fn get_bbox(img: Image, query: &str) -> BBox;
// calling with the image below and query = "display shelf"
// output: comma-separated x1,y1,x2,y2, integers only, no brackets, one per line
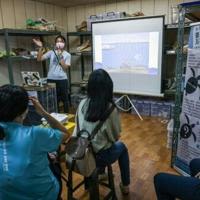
0,55,37,61
164,89,176,95
0,28,60,36
171,0,200,166
0,28,60,84
67,31,91,36
70,51,92,56
166,23,191,29
67,31,92,93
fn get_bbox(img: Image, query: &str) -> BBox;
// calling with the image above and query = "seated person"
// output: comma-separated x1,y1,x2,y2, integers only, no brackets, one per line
0,84,69,200
154,158,200,200
72,69,130,194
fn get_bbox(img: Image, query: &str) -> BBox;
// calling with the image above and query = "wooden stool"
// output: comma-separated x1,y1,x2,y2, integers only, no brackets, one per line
66,164,117,200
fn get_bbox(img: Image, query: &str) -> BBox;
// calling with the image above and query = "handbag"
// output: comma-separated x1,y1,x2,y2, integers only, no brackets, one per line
64,104,115,177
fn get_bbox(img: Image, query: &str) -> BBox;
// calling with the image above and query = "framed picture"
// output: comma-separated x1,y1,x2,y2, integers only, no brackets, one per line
21,71,41,86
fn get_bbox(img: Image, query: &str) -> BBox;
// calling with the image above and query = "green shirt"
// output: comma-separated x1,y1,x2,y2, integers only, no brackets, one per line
73,99,121,153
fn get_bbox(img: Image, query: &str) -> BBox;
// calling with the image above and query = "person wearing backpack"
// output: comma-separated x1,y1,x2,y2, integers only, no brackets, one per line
0,84,69,200
73,69,130,195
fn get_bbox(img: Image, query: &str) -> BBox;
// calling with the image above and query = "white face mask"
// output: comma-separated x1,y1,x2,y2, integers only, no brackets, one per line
56,42,65,49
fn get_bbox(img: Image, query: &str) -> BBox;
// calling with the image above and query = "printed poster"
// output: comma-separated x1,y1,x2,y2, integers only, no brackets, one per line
175,47,200,174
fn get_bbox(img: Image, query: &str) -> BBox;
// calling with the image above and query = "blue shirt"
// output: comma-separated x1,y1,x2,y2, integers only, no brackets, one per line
42,50,71,80
0,122,63,200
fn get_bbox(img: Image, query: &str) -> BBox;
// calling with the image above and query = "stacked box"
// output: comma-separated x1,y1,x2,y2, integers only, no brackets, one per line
150,101,161,117
37,85,57,113
151,101,171,119
102,11,126,20
160,102,171,119
131,100,151,116
87,14,103,31
87,12,126,31
71,93,87,109
24,84,57,125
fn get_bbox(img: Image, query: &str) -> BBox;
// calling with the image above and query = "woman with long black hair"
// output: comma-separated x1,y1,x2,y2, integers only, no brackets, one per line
0,84,69,200
73,69,130,194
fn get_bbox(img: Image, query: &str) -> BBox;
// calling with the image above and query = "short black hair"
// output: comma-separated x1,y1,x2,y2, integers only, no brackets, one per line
55,35,66,43
0,85,29,140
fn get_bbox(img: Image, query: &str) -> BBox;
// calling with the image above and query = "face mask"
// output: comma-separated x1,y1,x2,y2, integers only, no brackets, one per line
56,42,65,49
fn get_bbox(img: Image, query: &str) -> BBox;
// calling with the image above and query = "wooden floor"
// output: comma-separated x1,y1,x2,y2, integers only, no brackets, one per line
61,113,177,200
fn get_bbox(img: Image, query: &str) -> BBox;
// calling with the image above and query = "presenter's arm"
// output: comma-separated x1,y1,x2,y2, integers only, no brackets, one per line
59,59,70,70
33,38,46,62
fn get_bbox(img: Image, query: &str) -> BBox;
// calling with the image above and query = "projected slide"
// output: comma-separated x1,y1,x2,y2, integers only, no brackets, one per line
94,32,159,75
92,16,163,96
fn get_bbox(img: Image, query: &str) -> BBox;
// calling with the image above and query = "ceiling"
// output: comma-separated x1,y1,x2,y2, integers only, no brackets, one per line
34,0,105,7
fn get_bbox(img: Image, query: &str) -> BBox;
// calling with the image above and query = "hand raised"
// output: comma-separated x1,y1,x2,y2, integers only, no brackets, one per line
33,38,43,47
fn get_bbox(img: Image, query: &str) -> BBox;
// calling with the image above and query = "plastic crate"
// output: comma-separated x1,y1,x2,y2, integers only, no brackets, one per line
71,93,86,109
151,101,171,119
131,100,151,116
102,11,126,21
24,84,57,125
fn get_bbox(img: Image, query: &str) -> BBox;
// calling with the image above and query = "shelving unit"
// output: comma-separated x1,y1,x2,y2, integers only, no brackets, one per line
171,1,200,166
66,31,92,93
0,28,60,84
163,23,190,98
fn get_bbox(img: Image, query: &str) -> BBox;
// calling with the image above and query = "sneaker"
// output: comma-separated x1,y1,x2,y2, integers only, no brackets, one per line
119,183,129,195
75,21,87,32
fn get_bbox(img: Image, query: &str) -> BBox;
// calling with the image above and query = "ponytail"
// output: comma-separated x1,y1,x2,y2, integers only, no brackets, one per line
0,125,5,140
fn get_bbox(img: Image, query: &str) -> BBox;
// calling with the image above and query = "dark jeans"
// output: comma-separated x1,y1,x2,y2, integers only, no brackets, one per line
96,141,130,186
48,79,69,113
49,158,62,200
154,158,200,200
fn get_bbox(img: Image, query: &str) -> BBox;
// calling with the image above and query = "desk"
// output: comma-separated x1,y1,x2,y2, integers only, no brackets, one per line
63,121,75,135
41,113,75,135
67,114,75,123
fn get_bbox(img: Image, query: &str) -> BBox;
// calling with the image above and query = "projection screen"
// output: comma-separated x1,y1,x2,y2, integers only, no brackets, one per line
92,16,164,97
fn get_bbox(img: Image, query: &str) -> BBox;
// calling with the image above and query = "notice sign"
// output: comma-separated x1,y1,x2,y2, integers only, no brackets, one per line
175,48,200,174
192,25,200,49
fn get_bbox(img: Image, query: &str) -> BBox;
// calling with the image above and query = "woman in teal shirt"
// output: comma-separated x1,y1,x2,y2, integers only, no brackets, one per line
0,85,69,200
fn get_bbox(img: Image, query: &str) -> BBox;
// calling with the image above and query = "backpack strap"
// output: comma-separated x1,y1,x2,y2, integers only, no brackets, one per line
90,104,115,140
52,49,61,66
76,103,115,140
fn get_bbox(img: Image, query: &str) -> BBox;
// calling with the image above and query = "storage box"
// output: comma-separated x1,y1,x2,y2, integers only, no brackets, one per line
87,11,126,31
24,83,58,113
87,14,103,31
23,84,58,125
102,11,126,21
151,101,171,119
131,100,151,116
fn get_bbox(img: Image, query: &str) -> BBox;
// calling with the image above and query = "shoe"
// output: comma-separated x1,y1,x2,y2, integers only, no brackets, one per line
77,40,91,52
76,21,87,32
119,183,129,195
80,46,91,52
131,11,144,17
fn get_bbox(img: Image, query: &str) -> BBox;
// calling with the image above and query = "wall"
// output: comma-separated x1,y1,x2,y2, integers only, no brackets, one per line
0,0,197,85
66,0,197,31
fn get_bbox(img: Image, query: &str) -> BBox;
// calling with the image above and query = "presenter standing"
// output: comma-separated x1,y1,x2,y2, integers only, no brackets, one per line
33,35,71,113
